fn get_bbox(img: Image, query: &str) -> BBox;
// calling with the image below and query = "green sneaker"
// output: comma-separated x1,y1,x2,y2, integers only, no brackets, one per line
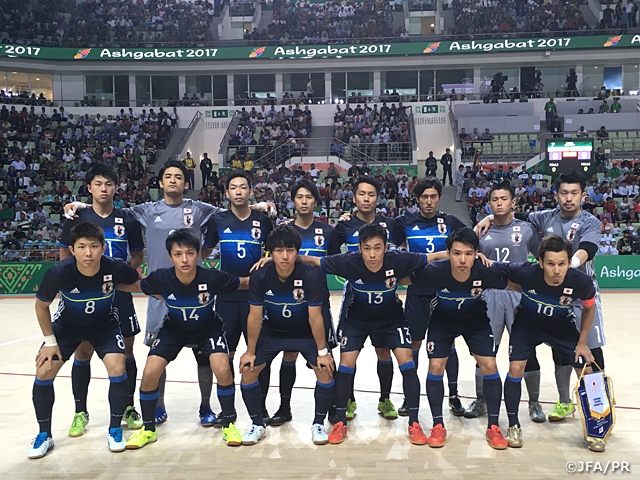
548,401,575,422
222,423,242,446
346,400,357,421
125,428,157,449
68,412,89,437
123,406,143,430
377,399,398,419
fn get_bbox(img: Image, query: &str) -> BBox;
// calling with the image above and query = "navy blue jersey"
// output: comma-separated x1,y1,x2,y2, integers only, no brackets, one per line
36,256,139,328
492,262,596,323
335,215,394,252
204,210,273,301
249,262,326,338
321,250,426,324
140,265,240,334
295,221,342,257
60,207,144,261
394,211,466,296
411,259,508,321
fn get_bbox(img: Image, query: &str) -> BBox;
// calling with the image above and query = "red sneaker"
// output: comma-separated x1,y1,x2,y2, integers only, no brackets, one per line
328,421,348,444
486,425,508,450
408,422,427,445
426,424,447,448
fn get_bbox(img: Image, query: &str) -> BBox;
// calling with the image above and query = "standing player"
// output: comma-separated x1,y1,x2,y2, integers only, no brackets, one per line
122,229,250,449
29,222,140,458
464,182,544,422
491,235,595,449
201,171,273,426
407,228,511,450
393,177,467,417
59,163,145,437
238,226,335,446
476,171,604,423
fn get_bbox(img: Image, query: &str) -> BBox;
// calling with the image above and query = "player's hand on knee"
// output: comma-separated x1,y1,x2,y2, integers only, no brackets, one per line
250,256,273,272
239,351,256,372
317,354,334,374
36,345,62,370
475,252,493,267
576,343,594,364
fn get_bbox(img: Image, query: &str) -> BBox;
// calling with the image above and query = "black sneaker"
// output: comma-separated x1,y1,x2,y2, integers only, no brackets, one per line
269,407,293,426
463,398,487,418
328,405,339,425
397,398,409,417
448,395,465,416
212,411,237,428
262,408,271,427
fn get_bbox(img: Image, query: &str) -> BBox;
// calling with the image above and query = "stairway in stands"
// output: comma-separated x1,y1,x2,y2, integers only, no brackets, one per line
437,183,472,226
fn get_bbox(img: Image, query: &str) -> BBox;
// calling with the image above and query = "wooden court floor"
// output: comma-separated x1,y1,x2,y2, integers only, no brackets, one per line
1,293,638,480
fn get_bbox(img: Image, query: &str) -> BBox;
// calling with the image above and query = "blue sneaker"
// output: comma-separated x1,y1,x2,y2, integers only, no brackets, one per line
155,407,168,426
108,427,126,452
199,407,216,427
28,432,55,459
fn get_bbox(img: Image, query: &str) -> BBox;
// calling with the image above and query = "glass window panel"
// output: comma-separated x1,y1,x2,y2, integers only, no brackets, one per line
30,73,53,101
234,74,248,105
85,75,113,106
347,72,373,100
603,66,622,91
536,66,576,97
213,75,228,106
583,65,604,96
382,71,418,98
419,69,434,100
151,75,178,106
436,69,473,96
331,72,346,103
623,64,639,94
135,76,151,107
249,74,275,99
114,75,129,108
6,71,29,96
186,75,212,95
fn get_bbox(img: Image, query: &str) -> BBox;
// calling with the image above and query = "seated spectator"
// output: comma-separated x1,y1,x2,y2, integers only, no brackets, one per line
596,126,609,140
576,126,588,137
599,101,610,114
610,97,622,113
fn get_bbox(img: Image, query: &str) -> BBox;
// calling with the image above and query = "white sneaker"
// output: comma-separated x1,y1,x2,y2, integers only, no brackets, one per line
311,423,328,445
242,424,266,446
28,433,55,459
108,427,127,452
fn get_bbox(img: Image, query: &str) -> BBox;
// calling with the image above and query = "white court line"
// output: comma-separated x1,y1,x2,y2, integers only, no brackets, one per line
0,335,40,347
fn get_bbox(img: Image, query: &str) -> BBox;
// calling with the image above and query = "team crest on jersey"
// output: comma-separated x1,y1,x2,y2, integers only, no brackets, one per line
559,295,573,306
427,341,435,353
184,214,194,227
340,336,348,347
567,229,576,241
292,288,305,301
511,232,522,245
251,227,261,240
470,287,483,297
438,223,447,235
314,235,325,247
198,292,211,305
102,281,114,295
385,277,397,289
114,224,126,238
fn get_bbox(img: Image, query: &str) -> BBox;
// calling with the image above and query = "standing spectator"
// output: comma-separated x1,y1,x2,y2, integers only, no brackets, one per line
440,148,454,186
595,147,607,173
306,78,314,99
425,151,437,177
617,229,634,254
200,153,213,185
544,98,557,131
551,116,563,138
181,152,196,189
455,165,465,202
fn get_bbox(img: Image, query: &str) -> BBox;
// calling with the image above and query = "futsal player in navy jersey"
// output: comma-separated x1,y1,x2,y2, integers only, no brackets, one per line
238,225,335,446
29,222,141,459
59,163,145,436
122,229,250,449
491,235,596,449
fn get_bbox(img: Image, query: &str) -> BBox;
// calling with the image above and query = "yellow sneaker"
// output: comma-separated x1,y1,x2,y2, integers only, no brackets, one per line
125,428,157,450
222,423,242,447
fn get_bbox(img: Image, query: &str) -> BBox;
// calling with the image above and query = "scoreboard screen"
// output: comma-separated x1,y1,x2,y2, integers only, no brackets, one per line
545,138,594,178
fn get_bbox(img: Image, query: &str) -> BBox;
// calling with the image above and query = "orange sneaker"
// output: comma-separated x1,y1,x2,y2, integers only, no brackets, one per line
408,422,427,445
328,421,348,444
426,424,447,448
486,425,508,450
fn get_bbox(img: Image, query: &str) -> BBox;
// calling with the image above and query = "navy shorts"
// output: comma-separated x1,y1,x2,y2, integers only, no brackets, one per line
51,320,125,362
404,292,435,341
323,305,338,350
149,320,229,363
509,315,585,369
216,299,249,352
254,328,319,367
113,291,140,338
338,317,412,353
426,315,496,358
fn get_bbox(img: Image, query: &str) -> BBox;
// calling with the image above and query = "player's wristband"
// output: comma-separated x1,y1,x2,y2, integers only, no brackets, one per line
318,348,329,356
571,255,581,268
43,334,57,347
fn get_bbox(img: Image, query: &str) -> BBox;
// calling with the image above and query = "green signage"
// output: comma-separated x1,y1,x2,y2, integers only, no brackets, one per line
1,34,639,62
205,110,229,118
419,105,443,114
594,255,640,289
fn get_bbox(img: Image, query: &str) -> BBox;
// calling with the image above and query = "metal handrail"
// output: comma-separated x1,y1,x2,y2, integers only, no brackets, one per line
218,111,243,155
169,111,202,161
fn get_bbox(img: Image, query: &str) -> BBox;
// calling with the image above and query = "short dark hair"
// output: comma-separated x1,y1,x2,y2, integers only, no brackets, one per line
265,225,302,252
358,223,388,245
69,221,105,246
489,182,515,200
165,228,201,254
159,160,188,179
413,177,442,198
556,170,586,193
225,170,252,190
539,234,573,260
354,176,381,195
291,179,320,205
86,163,118,185
445,227,478,251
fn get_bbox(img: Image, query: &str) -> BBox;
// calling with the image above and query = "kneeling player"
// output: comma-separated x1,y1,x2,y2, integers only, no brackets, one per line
491,235,595,448
29,222,141,459
239,225,335,445
123,229,249,449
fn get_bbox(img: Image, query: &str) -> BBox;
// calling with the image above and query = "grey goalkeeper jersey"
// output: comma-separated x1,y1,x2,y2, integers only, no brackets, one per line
479,218,540,263
126,199,222,273
527,208,602,279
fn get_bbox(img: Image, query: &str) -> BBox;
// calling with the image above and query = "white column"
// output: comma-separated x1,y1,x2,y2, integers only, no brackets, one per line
128,75,136,108
473,67,481,100
373,71,381,100
275,73,283,102
179,75,186,96
325,73,332,104
227,74,234,107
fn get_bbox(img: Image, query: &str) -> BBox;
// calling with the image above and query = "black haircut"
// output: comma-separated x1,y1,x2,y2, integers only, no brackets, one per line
556,170,587,193
69,221,105,247
291,179,321,205
358,223,388,245
225,170,252,191
445,227,478,251
354,176,381,195
489,182,515,200
538,234,573,261
159,160,188,179
165,228,201,254
413,177,442,198
86,163,118,185
265,225,302,252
